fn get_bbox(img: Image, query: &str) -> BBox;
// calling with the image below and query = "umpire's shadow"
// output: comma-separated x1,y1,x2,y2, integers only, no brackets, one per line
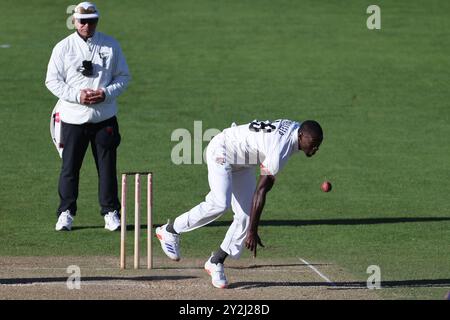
71,224,153,231
72,217,450,230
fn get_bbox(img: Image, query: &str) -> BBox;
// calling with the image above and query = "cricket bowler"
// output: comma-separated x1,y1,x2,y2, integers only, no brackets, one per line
156,119,323,288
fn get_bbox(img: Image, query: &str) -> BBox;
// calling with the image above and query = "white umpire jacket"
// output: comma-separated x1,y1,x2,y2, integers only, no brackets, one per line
45,31,130,125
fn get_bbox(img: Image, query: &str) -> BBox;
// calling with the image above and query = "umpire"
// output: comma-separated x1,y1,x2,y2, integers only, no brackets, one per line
45,2,130,231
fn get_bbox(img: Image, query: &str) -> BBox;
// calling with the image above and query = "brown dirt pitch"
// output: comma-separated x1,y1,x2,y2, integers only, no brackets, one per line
0,256,380,300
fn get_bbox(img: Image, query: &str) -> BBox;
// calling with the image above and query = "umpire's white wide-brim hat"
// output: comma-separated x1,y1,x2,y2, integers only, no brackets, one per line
73,2,100,19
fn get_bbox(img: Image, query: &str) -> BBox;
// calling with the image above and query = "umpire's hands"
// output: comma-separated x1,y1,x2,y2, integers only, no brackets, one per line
80,89,105,105
245,230,265,258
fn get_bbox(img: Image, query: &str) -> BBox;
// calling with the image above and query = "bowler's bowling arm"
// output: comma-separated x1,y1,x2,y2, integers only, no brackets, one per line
245,174,275,255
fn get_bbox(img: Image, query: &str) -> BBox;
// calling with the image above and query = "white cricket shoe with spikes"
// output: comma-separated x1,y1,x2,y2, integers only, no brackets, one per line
155,222,181,261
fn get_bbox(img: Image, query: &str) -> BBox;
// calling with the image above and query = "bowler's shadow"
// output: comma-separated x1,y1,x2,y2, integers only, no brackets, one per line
228,263,329,270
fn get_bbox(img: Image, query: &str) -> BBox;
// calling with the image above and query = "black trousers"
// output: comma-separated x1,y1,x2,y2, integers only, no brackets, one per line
57,116,121,216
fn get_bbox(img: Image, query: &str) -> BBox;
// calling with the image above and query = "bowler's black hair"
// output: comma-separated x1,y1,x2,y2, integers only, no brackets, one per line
299,120,323,139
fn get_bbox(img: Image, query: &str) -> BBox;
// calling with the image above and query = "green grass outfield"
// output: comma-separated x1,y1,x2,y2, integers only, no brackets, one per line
0,0,449,299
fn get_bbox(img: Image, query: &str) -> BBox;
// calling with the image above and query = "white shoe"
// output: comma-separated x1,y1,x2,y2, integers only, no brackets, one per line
104,210,121,231
55,210,73,231
204,256,228,289
155,223,181,261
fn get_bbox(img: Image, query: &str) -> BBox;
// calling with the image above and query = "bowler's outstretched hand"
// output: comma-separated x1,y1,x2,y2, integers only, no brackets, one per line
245,231,265,258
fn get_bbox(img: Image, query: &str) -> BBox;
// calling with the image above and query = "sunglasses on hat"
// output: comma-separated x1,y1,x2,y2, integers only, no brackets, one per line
77,18,98,25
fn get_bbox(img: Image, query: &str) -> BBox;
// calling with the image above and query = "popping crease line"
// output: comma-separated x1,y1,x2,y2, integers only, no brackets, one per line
299,257,336,287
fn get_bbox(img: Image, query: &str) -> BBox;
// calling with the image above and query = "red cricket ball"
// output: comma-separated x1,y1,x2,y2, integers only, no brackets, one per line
321,181,332,192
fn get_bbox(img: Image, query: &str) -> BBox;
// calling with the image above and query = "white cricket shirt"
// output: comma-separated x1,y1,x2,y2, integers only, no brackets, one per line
222,119,300,175
45,31,130,124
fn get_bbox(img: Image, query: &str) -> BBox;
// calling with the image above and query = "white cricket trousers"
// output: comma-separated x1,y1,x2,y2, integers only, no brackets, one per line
173,132,256,258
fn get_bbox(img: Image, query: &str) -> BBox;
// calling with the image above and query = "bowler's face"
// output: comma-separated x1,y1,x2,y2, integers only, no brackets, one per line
74,18,98,39
299,133,322,157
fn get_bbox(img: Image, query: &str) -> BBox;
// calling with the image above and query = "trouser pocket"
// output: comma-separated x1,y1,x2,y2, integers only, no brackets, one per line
94,116,121,150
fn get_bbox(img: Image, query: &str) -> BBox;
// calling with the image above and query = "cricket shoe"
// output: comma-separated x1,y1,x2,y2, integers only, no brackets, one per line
155,223,181,261
104,210,121,231
204,256,228,289
55,210,74,231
